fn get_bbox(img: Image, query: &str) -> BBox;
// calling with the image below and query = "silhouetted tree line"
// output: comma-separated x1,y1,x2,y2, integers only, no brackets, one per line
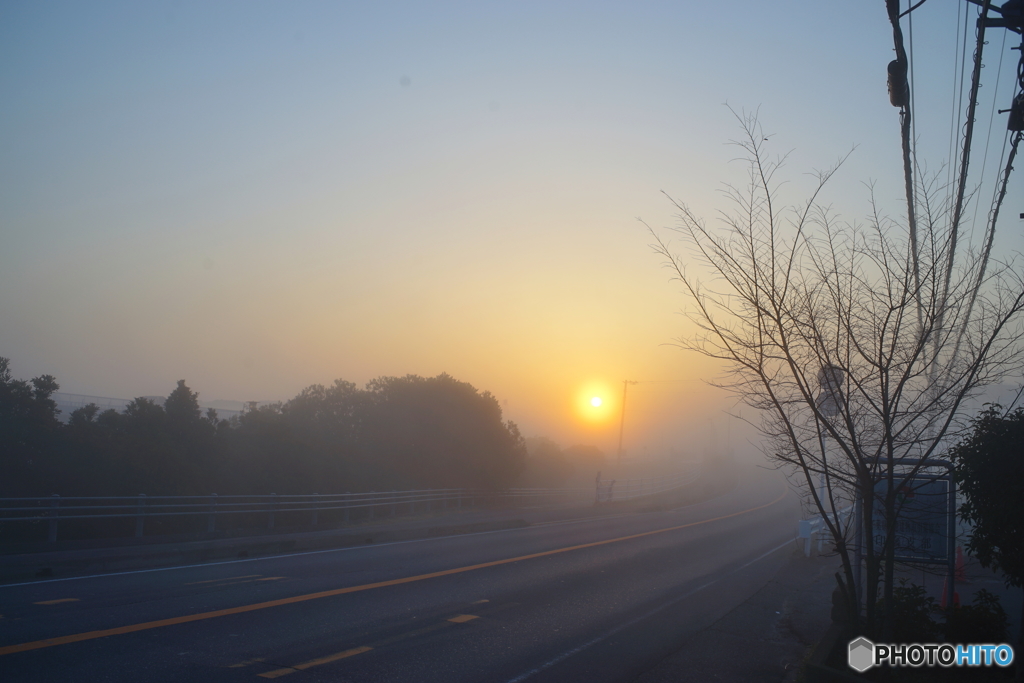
521,437,606,487
0,357,526,497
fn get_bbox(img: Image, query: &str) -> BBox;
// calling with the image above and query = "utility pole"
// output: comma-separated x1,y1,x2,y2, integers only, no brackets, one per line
617,380,638,463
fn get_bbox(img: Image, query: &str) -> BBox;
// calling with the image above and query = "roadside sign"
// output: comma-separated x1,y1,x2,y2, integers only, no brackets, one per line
872,478,950,562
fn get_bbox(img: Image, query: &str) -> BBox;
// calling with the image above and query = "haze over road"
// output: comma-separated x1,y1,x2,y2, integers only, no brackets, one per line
1,465,799,682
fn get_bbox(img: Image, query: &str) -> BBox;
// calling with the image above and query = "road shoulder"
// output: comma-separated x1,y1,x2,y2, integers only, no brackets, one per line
633,546,839,683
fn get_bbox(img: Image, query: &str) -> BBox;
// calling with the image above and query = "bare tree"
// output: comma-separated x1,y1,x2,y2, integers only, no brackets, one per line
648,110,1024,635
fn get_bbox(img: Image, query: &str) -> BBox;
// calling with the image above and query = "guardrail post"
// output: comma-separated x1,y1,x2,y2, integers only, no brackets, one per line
458,489,462,511
311,493,319,527
48,494,60,542
368,491,375,520
207,493,217,533
798,519,814,557
390,491,396,517
268,493,276,530
344,492,350,524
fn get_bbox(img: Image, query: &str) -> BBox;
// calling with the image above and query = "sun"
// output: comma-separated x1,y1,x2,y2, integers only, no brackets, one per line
576,381,614,425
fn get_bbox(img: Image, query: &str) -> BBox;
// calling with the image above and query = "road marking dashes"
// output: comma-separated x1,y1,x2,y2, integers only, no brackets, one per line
33,598,79,606
253,609,485,677
447,614,479,623
257,646,372,678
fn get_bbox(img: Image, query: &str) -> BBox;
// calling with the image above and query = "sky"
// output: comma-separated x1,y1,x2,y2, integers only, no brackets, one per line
2,1,1023,457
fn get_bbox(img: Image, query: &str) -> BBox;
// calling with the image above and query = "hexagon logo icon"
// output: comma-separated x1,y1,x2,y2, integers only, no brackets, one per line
848,637,875,672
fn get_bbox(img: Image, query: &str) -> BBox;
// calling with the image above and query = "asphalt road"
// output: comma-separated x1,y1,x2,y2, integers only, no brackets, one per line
0,464,801,683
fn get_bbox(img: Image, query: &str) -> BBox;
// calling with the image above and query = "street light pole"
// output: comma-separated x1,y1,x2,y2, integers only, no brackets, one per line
617,380,638,463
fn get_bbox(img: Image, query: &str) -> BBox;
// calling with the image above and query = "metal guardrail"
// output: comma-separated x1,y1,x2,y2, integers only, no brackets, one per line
797,506,853,556
594,468,701,504
0,488,581,542
0,465,701,543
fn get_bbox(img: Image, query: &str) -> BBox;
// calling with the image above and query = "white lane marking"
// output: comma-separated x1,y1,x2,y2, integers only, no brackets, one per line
0,506,737,588
504,536,797,683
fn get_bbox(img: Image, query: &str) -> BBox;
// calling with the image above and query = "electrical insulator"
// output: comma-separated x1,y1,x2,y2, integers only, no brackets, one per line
1009,93,1024,132
887,60,909,108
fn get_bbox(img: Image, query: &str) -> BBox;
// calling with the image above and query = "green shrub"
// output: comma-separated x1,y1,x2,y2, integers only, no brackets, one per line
881,579,943,642
943,589,1008,644
876,582,1007,645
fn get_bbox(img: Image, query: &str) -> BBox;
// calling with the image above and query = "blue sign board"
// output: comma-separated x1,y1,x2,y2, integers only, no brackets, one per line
872,478,950,562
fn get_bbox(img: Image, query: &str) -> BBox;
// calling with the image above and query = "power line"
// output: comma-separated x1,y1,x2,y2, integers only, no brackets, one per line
950,6,1024,357
969,28,1009,237
948,5,1024,369
943,0,992,314
947,1,971,199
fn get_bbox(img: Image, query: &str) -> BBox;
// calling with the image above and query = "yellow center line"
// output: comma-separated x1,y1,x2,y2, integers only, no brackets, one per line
257,646,372,678
255,577,286,582
185,575,263,586
447,614,479,623
33,598,79,606
0,488,787,657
